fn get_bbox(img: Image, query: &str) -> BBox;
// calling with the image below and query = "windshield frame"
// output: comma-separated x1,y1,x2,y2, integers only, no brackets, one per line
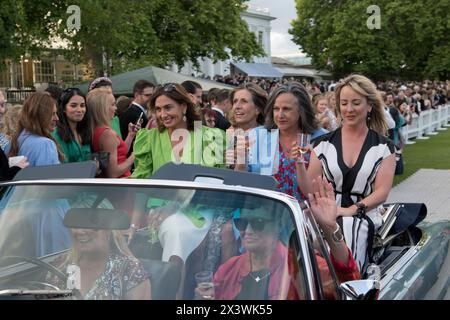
0,178,319,300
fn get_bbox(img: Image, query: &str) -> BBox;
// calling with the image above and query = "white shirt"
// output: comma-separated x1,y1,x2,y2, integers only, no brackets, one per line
384,107,396,129
211,106,224,117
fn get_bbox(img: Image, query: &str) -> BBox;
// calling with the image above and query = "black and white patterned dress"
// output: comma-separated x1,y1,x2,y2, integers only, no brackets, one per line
313,128,395,271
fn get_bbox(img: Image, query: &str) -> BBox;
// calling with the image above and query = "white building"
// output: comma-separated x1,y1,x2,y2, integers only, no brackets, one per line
174,5,276,79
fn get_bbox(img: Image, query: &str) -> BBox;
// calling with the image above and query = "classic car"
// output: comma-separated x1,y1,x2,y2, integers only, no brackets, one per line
0,161,447,300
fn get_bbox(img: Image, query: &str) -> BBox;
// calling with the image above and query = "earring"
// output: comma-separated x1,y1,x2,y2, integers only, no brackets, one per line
367,110,372,122
183,111,187,122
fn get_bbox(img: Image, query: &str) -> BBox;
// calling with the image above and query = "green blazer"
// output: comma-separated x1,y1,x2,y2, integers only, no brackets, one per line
52,130,92,163
132,126,225,179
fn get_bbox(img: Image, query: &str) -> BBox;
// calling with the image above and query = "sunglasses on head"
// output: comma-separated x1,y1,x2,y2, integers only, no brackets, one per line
163,83,177,93
233,217,273,233
60,87,80,101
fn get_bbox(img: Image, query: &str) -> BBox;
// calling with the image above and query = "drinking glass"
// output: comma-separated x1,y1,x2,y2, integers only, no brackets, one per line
297,133,311,163
194,271,214,300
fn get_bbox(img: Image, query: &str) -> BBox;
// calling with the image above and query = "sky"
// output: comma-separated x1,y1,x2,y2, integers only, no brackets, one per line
248,0,303,57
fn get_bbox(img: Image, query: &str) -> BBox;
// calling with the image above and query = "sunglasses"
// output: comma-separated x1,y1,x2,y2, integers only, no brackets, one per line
233,217,273,233
163,83,177,93
60,88,80,101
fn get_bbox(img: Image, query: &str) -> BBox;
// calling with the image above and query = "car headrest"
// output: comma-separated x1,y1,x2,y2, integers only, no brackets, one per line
13,161,97,181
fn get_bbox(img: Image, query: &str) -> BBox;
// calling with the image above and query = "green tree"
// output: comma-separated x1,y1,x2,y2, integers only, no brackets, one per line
290,0,450,80
4,0,263,76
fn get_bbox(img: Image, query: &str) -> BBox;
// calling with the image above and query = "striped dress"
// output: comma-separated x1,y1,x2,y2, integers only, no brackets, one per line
313,128,395,271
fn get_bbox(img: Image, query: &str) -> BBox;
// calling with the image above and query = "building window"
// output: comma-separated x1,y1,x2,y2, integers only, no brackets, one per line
34,60,54,83
258,31,264,47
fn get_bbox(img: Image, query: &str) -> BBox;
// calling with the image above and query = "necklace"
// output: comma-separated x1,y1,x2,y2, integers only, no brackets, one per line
248,270,271,283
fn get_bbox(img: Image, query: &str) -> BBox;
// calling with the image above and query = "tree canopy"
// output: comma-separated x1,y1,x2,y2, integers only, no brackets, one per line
289,0,450,80
1,0,263,75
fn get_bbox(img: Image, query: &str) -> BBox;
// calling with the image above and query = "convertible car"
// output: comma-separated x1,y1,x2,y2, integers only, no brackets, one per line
0,162,447,300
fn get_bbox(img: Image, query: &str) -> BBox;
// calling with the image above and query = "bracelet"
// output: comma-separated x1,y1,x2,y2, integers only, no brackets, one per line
331,224,344,243
355,202,368,218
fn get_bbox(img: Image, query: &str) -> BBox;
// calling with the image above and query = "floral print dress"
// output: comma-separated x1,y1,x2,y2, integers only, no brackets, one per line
46,253,148,300
274,144,309,203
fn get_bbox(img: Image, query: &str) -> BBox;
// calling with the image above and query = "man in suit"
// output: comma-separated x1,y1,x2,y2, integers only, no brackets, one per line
211,89,231,131
119,80,155,139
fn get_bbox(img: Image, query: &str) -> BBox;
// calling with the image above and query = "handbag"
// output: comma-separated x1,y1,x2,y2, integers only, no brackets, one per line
90,152,110,173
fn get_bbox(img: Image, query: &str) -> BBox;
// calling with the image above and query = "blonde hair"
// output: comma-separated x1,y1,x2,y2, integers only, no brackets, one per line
335,74,387,135
60,230,134,269
87,90,115,128
1,104,22,138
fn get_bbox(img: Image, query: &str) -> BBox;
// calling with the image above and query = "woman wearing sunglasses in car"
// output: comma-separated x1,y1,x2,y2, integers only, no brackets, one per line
196,177,360,300
52,88,93,163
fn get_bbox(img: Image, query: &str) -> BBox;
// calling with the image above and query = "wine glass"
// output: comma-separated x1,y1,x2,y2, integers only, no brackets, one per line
297,133,311,163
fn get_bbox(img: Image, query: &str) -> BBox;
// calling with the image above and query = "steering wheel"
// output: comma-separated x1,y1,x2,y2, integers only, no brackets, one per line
0,255,67,288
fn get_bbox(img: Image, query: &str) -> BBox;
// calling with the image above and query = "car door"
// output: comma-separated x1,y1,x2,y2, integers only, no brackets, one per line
299,201,342,300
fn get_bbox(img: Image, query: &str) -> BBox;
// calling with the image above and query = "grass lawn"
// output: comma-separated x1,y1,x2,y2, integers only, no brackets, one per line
394,125,450,186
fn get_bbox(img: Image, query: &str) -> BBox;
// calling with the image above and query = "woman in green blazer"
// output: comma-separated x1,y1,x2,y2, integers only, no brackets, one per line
132,83,225,179
128,84,225,262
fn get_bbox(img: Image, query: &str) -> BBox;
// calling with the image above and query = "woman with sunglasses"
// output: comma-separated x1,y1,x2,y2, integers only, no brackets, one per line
132,83,224,179
196,177,359,300
128,84,225,262
52,88,92,163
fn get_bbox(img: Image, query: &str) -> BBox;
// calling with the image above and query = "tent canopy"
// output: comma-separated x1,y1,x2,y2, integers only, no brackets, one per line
231,62,283,78
77,66,233,95
275,66,332,79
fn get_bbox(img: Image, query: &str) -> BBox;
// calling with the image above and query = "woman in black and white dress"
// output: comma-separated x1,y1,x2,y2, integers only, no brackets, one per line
294,74,396,272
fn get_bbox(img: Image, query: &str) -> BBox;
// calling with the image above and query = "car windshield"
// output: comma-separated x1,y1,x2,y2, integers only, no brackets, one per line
0,183,308,300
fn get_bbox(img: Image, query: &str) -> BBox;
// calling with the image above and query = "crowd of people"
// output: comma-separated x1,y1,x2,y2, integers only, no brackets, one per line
0,72,448,299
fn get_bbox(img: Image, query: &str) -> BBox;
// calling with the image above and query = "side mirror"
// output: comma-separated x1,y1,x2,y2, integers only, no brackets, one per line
339,280,380,300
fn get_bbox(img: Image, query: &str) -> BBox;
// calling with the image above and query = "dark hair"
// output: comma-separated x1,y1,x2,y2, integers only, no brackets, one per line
207,88,220,104
215,89,230,104
133,80,155,95
56,88,92,145
45,85,63,101
181,81,202,94
116,96,132,117
149,83,201,132
265,82,318,133
202,108,216,119
229,83,267,125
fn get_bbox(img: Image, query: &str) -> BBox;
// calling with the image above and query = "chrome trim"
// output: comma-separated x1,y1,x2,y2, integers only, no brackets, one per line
1,178,292,201
283,198,319,300
0,178,319,299
379,231,429,290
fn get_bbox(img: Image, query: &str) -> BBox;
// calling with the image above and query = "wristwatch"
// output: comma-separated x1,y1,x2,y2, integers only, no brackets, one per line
130,224,138,230
355,202,368,218
331,224,344,243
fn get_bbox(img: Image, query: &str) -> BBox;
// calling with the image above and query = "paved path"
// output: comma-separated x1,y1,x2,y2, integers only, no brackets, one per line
387,169,450,223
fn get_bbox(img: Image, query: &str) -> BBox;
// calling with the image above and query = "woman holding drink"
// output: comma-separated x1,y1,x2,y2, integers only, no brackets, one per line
232,82,327,203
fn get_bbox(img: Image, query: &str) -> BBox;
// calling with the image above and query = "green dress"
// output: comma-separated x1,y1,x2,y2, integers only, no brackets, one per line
110,116,123,139
52,130,92,163
132,126,225,179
